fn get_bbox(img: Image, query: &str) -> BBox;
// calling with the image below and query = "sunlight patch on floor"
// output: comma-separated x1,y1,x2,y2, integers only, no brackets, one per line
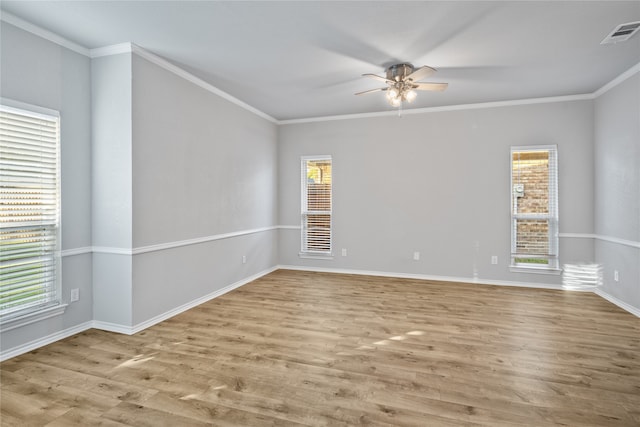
116,353,157,369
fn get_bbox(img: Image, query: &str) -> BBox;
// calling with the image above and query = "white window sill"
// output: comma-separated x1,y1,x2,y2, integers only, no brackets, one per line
509,266,562,275
0,303,68,333
299,252,334,260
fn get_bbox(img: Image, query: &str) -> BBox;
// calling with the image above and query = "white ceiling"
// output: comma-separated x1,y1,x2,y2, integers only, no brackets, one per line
2,1,639,120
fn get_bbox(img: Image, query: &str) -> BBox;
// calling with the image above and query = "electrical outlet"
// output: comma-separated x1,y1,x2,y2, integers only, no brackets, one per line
413,251,420,261
242,255,247,264
70,288,79,302
614,270,619,282
341,248,347,257
491,256,498,265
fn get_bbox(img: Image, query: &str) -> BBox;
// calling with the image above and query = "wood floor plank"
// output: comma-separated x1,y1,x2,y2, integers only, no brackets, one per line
43,408,130,427
140,391,309,427
1,270,639,426
100,401,213,427
0,388,71,426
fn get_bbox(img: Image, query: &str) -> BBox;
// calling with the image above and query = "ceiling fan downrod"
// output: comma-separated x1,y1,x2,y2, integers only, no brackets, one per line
385,63,415,82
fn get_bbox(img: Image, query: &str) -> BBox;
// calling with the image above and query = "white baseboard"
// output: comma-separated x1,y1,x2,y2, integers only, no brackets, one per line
0,321,93,362
91,320,134,335
1,267,279,360
594,288,640,318
3,266,636,362
92,266,279,336
278,265,639,317
128,266,278,334
277,264,566,290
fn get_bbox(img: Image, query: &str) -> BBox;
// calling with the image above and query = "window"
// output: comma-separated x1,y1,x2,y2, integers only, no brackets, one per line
510,145,559,271
301,156,332,256
0,103,61,320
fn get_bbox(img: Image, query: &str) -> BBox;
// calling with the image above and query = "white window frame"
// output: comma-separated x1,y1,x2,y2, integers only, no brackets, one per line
300,155,333,259
0,99,64,329
509,145,560,274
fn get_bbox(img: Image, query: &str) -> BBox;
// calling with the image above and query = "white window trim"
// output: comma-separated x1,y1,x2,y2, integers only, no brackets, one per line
0,97,59,119
509,266,562,275
300,155,333,258
298,253,335,260
0,99,64,323
509,145,560,273
0,303,68,332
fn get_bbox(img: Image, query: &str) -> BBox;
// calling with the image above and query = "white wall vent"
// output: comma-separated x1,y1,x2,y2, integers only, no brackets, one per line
601,21,640,44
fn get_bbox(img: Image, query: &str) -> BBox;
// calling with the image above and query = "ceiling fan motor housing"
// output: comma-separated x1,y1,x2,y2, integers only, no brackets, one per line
386,63,415,81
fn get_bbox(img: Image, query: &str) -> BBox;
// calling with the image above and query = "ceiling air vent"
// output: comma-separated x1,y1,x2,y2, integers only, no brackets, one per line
601,21,640,44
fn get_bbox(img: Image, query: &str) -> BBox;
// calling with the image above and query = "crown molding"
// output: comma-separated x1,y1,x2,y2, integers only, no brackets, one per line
129,44,277,124
0,13,275,123
277,94,595,125
0,11,90,57
87,42,277,123
593,62,640,98
3,10,638,125
89,42,133,58
276,62,639,124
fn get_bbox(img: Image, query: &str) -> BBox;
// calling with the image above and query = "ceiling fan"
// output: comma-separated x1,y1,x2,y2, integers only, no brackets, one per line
355,63,448,107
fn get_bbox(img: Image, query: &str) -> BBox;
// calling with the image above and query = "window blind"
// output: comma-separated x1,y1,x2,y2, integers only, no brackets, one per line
0,105,60,318
301,156,332,254
510,146,558,269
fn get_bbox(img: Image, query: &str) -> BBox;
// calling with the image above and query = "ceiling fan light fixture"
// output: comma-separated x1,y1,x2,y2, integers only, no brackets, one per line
357,63,447,108
404,90,417,102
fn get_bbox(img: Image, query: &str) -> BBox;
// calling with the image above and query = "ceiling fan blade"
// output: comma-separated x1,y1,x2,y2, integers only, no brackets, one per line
406,66,436,82
355,87,388,96
362,73,394,84
413,82,448,92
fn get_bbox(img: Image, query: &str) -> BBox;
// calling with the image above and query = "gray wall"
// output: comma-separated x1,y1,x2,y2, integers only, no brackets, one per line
91,54,133,249
91,53,133,327
278,101,595,286
1,24,279,353
90,52,279,330
1,17,637,359
130,54,278,325
594,72,640,311
0,23,93,351
131,55,277,246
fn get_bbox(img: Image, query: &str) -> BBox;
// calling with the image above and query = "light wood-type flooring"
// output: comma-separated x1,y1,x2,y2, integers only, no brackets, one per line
1,270,639,426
